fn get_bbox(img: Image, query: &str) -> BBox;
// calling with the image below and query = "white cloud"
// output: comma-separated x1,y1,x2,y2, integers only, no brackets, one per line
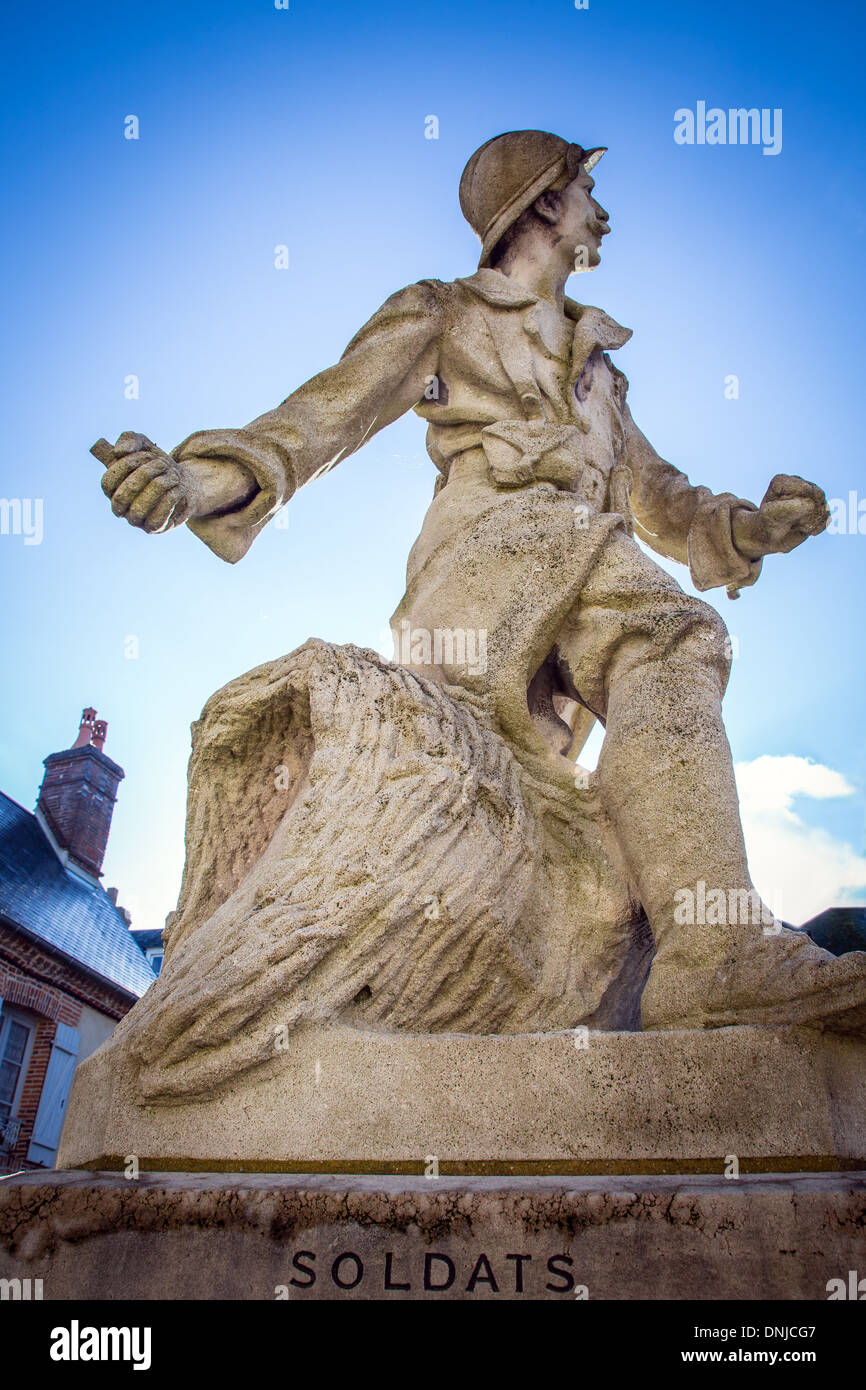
735,755,866,925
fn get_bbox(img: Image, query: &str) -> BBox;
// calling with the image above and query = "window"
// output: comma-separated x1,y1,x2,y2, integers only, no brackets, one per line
147,951,164,975
0,1014,33,1119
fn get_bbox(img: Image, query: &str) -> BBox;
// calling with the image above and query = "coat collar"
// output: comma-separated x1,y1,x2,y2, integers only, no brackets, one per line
456,268,632,352
457,268,538,308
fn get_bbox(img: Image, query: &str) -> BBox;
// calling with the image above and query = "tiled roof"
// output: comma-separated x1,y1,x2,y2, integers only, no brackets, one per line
0,791,155,998
130,929,164,952
801,907,866,956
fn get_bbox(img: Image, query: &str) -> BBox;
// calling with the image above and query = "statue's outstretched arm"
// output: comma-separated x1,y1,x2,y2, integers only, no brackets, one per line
95,280,444,562
623,403,828,595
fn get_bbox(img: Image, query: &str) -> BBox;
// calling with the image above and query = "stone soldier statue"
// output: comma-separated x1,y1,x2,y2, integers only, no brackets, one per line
96,129,866,1047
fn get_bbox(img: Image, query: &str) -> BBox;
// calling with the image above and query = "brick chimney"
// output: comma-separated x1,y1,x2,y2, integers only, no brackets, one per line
36,708,125,878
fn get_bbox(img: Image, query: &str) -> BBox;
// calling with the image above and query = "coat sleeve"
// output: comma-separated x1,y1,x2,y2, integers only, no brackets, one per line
174,280,444,562
620,396,763,594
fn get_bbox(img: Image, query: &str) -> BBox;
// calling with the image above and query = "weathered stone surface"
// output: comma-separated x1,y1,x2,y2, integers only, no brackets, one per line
78,128,866,1164
57,1023,866,1174
74,640,647,1107
2,1171,864,1300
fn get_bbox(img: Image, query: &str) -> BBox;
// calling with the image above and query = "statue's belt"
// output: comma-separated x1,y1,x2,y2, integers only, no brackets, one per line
478,421,634,533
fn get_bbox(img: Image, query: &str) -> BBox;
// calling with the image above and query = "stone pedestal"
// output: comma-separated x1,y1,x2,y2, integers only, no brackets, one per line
1,1171,864,1300
18,1024,866,1301
57,1024,866,1174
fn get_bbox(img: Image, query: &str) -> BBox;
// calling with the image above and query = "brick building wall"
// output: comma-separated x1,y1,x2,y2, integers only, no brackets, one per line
0,920,135,1172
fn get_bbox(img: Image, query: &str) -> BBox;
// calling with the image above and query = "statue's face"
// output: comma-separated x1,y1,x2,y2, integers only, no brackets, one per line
555,170,610,268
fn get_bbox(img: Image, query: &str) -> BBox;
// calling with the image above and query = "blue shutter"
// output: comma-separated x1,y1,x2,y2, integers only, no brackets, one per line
27,1023,80,1167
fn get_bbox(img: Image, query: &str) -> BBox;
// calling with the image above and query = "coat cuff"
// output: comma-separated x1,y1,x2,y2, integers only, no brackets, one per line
172,428,296,564
687,494,763,593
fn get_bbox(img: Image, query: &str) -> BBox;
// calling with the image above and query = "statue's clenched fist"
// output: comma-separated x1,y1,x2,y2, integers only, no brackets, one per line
93,433,200,533
732,474,830,560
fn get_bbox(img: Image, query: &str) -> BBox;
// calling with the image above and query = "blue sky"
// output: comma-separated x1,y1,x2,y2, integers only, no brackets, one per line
1,0,865,932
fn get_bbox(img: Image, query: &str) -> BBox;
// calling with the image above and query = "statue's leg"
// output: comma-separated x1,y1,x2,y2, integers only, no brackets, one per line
555,527,866,1033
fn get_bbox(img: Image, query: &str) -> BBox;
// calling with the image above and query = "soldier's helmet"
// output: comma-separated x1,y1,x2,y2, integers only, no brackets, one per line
459,130,606,267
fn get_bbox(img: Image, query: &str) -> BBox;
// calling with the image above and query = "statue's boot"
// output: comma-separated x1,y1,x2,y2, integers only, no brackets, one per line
640,912,866,1034
597,652,866,1036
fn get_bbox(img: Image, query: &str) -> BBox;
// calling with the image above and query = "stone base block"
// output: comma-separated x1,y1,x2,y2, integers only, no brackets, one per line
57,1024,866,1174
1,1171,864,1300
